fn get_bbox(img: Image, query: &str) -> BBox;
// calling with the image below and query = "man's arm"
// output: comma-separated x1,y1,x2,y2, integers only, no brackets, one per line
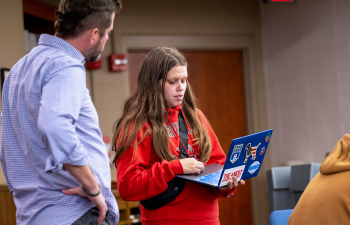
62,164,107,224
38,63,107,223
38,64,88,171
63,164,100,193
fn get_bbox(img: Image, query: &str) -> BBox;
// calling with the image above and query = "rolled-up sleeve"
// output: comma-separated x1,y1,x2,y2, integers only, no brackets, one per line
38,63,88,172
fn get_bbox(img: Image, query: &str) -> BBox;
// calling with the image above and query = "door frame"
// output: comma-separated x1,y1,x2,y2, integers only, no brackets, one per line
121,34,269,225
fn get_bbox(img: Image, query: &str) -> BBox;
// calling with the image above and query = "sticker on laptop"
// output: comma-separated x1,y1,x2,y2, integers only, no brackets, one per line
243,143,261,163
259,146,266,155
248,161,260,174
230,144,243,164
219,165,245,187
265,132,272,142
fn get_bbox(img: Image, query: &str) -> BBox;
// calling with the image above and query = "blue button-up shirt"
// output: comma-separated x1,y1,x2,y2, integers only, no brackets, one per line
0,34,119,225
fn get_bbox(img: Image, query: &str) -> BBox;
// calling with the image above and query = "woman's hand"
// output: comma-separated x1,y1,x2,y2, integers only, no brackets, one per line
179,158,205,174
219,176,245,190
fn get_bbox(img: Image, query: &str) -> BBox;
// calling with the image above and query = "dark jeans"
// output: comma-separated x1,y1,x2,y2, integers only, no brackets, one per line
72,207,113,225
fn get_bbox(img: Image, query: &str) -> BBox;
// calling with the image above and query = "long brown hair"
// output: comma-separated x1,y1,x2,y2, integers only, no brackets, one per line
112,47,212,163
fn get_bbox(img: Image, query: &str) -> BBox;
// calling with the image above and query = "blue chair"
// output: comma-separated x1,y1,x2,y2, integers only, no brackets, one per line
269,209,293,225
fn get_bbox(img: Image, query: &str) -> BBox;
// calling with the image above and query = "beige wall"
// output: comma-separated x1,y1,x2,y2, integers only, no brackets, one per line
0,0,25,185
0,0,269,224
97,1,268,225
96,0,264,135
93,0,266,171
0,0,25,68
261,0,350,167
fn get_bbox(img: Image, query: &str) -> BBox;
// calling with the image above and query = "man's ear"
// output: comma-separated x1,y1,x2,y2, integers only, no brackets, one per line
86,28,99,46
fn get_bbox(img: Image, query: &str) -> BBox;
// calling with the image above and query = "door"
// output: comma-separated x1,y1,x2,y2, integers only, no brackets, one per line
127,50,252,225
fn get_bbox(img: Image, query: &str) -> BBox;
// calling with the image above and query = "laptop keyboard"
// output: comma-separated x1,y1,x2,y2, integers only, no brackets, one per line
194,170,222,186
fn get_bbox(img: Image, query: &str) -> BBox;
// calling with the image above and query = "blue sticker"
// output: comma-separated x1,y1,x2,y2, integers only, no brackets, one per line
230,144,243,164
248,161,260,174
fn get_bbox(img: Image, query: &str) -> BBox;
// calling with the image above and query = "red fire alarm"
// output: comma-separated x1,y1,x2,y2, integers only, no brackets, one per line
88,58,102,70
103,135,110,144
109,54,127,72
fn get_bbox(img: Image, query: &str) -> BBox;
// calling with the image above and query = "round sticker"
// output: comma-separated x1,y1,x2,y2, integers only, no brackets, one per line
248,161,260,174
259,147,266,155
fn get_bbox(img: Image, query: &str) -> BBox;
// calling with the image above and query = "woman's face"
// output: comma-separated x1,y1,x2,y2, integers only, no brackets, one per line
161,65,188,107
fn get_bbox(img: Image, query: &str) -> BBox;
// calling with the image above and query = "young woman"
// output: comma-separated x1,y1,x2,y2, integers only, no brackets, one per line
112,47,244,225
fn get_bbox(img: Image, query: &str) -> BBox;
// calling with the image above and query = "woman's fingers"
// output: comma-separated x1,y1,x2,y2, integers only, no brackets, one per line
228,181,233,189
219,177,246,191
180,158,205,174
196,162,204,172
233,176,238,187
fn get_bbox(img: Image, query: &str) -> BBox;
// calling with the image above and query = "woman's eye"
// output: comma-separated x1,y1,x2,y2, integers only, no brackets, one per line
168,80,175,84
181,79,187,84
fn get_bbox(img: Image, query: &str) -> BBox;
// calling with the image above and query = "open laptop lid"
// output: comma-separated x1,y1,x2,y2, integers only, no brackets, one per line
218,129,273,187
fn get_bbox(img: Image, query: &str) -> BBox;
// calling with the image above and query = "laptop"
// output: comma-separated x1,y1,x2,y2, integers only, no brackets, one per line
176,129,273,188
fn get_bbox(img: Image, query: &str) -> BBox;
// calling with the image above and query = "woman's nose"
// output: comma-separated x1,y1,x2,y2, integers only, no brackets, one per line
177,82,185,91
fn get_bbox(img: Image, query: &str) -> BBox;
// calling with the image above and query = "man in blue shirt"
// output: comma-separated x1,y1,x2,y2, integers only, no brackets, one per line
0,0,122,224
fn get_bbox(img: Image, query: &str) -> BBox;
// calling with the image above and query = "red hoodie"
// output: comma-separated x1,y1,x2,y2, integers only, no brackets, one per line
116,105,235,225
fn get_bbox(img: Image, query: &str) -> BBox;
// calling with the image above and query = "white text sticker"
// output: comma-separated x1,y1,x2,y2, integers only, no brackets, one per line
219,165,245,187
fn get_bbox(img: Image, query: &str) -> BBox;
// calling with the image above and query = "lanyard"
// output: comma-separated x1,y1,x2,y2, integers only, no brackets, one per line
170,109,190,159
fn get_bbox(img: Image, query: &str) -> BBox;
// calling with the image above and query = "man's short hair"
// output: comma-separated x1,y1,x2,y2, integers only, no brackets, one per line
54,0,122,39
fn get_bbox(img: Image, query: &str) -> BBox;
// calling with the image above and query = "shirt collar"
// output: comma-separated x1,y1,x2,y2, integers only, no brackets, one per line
38,34,86,64
165,105,182,113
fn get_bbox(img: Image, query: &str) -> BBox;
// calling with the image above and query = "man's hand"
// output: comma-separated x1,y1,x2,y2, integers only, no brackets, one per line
62,164,107,224
62,186,108,224
219,176,245,191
